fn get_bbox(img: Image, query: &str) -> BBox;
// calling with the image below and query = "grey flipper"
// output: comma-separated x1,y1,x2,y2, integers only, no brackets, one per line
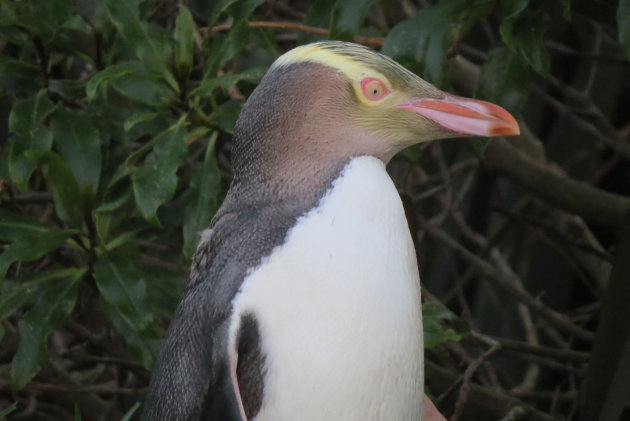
141,196,323,420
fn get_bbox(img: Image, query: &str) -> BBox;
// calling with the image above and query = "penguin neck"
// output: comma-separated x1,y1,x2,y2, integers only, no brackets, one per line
229,123,399,208
230,110,373,205
229,139,351,208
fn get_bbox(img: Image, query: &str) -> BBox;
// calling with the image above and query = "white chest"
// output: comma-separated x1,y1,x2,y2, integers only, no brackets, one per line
230,156,424,421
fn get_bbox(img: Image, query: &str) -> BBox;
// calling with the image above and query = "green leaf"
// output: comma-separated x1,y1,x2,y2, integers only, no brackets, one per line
473,44,529,152
423,303,469,348
0,230,73,280
86,62,139,100
500,0,529,17
120,402,141,421
204,22,249,79
0,269,78,321
330,0,377,39
0,0,19,26
61,13,93,33
299,0,336,43
203,0,265,78
11,268,83,390
383,0,494,87
209,0,240,25
0,402,18,418
8,89,56,135
500,8,550,75
86,62,173,105
397,145,423,165
49,79,89,103
559,0,571,18
0,209,51,241
3,0,72,42
25,150,84,228
94,251,161,367
102,131,166,198
580,219,630,421
39,0,74,24
112,75,174,106
84,103,128,149
7,90,56,190
619,0,630,59
53,26,98,66
142,263,186,318
190,67,265,97
174,5,196,80
102,227,145,252
210,99,244,134
229,0,266,26
105,1,177,91
94,191,137,245
95,189,134,214
8,129,54,192
51,108,102,192
476,45,530,114
0,55,39,96
131,124,188,225
105,0,162,65
0,402,17,419
123,111,160,132
183,133,221,258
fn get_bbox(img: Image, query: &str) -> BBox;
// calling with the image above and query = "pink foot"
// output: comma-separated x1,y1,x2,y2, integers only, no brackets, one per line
423,395,447,421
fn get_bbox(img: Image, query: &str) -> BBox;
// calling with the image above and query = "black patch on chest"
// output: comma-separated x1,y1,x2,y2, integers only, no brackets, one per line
236,313,265,419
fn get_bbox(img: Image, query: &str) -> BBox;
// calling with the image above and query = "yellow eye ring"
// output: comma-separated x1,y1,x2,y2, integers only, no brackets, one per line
360,78,390,101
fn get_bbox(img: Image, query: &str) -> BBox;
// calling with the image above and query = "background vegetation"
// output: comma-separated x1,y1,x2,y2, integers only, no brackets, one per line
1,0,629,419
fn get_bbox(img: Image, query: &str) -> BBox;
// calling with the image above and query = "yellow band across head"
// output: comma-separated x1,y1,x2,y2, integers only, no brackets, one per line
272,42,399,106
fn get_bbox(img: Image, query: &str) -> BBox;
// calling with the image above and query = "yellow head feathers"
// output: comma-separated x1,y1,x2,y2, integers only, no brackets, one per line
272,41,434,107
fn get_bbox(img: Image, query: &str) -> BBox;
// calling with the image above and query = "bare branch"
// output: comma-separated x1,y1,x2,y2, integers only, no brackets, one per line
426,361,561,421
417,215,596,341
206,21,384,47
484,138,630,232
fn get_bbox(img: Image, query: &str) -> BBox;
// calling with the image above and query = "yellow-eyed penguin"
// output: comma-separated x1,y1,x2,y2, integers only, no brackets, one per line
141,41,520,421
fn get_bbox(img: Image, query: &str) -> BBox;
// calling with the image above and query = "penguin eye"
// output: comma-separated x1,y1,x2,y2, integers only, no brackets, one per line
360,78,390,101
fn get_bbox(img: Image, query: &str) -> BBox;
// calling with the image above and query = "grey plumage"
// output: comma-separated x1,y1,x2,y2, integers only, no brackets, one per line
141,61,352,420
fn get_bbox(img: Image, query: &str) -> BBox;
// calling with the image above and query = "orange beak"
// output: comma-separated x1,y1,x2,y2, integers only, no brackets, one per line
397,93,520,137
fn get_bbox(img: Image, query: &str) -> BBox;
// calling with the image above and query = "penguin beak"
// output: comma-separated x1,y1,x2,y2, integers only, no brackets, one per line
396,93,520,137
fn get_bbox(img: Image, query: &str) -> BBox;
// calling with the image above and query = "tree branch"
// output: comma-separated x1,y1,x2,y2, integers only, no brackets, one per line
417,215,596,341
484,138,630,231
207,21,384,47
425,360,561,421
473,333,590,363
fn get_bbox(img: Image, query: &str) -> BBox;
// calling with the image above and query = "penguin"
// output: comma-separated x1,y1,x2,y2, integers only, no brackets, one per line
141,41,520,421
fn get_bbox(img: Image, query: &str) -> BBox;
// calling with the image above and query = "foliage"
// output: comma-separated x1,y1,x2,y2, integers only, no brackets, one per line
423,303,469,349
0,402,17,418
0,0,629,420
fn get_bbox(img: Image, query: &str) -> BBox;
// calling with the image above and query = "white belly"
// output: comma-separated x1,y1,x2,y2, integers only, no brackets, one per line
230,156,424,421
